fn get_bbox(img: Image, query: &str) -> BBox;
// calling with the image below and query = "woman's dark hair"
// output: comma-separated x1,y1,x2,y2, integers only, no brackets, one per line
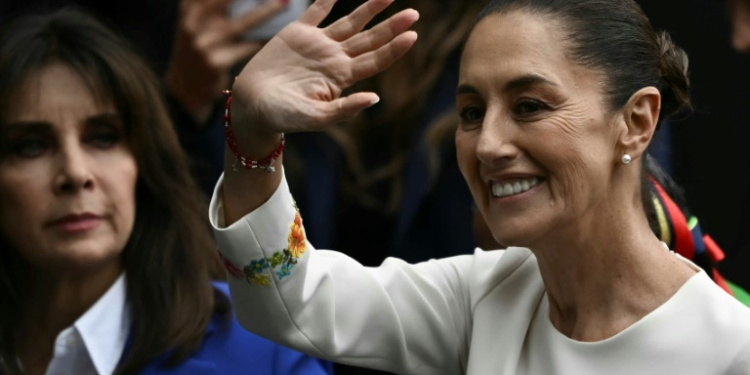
475,0,692,123
474,0,693,221
0,8,228,373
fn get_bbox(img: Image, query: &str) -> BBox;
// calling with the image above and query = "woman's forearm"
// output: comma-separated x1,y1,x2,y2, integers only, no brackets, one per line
221,94,284,226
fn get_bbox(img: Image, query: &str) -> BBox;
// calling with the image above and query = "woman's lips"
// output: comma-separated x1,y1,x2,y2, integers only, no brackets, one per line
50,213,103,232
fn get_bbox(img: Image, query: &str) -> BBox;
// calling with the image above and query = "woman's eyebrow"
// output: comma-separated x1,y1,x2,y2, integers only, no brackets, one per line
85,113,122,126
2,113,121,135
456,84,480,96
1,121,50,134
456,74,558,96
503,74,558,92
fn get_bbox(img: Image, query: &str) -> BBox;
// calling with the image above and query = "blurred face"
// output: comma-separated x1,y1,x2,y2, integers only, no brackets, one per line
455,11,619,247
728,0,750,52
0,63,137,271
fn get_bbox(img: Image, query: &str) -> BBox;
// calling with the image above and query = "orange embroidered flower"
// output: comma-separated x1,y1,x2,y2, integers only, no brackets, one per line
287,212,306,258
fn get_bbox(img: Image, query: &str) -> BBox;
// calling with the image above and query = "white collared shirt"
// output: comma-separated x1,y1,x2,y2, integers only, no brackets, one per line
43,273,131,375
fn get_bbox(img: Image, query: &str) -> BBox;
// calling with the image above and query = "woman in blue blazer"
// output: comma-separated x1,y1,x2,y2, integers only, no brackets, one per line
135,283,331,374
0,8,330,375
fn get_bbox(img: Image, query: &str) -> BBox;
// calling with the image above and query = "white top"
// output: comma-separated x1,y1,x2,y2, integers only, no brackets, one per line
44,273,130,375
210,173,750,375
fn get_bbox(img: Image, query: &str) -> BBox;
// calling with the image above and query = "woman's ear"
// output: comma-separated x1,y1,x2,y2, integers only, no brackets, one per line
618,87,661,161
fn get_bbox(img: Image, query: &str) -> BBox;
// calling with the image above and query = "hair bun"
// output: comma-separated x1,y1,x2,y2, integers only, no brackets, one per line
656,31,692,118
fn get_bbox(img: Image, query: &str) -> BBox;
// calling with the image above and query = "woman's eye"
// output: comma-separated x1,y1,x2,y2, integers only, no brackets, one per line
460,106,485,122
13,139,48,158
88,132,121,149
514,100,548,115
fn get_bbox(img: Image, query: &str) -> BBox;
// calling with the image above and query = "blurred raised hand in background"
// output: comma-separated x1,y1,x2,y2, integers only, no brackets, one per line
167,0,288,123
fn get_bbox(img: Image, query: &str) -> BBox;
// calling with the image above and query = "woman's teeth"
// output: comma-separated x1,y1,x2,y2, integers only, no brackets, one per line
491,177,540,198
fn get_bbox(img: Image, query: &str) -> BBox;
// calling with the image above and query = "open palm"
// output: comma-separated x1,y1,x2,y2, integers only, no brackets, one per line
231,0,419,135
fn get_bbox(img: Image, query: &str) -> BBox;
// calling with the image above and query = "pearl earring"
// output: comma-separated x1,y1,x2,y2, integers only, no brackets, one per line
621,154,632,165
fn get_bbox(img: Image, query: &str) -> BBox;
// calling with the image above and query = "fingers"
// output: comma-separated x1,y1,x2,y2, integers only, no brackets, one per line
325,0,394,42
192,0,285,52
203,0,234,17
297,0,338,26
232,0,287,34
350,30,417,82
184,0,233,34
342,8,419,57
313,92,380,125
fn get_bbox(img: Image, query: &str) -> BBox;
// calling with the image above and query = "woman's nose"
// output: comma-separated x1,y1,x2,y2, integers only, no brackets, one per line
475,118,519,167
53,144,94,194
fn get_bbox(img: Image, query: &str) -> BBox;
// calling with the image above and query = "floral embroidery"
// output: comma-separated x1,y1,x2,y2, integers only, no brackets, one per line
288,212,306,258
224,200,307,286
250,259,269,272
277,263,294,280
269,252,285,268
249,273,272,286
240,263,273,286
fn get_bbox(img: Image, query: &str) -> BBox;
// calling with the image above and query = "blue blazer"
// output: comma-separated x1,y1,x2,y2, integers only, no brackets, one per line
126,282,333,375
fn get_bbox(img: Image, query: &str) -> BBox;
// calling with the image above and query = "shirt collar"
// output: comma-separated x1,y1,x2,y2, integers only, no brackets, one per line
74,272,131,375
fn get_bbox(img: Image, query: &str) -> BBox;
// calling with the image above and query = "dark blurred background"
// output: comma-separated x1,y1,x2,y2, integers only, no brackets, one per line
638,0,750,289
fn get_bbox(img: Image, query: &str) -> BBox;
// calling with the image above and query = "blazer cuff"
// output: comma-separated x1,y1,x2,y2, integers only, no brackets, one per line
210,171,306,286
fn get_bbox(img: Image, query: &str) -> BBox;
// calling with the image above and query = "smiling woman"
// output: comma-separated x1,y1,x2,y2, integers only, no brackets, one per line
211,0,750,373
0,8,331,375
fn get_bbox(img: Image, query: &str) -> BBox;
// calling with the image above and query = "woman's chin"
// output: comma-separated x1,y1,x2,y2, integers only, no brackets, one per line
29,242,124,273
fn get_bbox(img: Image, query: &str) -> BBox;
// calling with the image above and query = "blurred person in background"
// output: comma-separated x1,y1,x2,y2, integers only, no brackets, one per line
0,0,291,196
0,9,331,375
164,0,295,194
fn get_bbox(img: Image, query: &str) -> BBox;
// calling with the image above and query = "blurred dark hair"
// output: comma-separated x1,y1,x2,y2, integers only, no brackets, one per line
0,8,228,374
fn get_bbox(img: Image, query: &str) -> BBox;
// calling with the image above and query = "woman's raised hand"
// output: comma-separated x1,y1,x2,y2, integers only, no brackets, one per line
222,0,417,222
231,0,419,137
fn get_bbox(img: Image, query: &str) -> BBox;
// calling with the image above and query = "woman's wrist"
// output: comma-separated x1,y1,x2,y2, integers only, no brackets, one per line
224,90,284,172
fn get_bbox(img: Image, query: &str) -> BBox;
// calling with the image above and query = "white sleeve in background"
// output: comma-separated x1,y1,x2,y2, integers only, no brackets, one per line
209,172,484,375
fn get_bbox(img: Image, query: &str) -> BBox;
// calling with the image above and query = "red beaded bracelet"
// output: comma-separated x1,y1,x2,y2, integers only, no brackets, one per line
223,90,284,173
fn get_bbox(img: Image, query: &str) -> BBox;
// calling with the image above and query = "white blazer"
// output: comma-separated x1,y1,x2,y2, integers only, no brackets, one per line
211,173,750,375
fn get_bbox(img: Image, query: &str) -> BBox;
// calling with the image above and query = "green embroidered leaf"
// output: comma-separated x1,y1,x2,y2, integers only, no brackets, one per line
269,252,285,268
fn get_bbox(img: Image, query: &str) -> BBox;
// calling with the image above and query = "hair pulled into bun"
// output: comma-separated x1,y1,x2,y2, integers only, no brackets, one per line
478,0,693,125
656,31,692,118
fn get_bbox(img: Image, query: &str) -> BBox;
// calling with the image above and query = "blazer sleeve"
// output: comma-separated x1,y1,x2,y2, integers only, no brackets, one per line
210,172,476,375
